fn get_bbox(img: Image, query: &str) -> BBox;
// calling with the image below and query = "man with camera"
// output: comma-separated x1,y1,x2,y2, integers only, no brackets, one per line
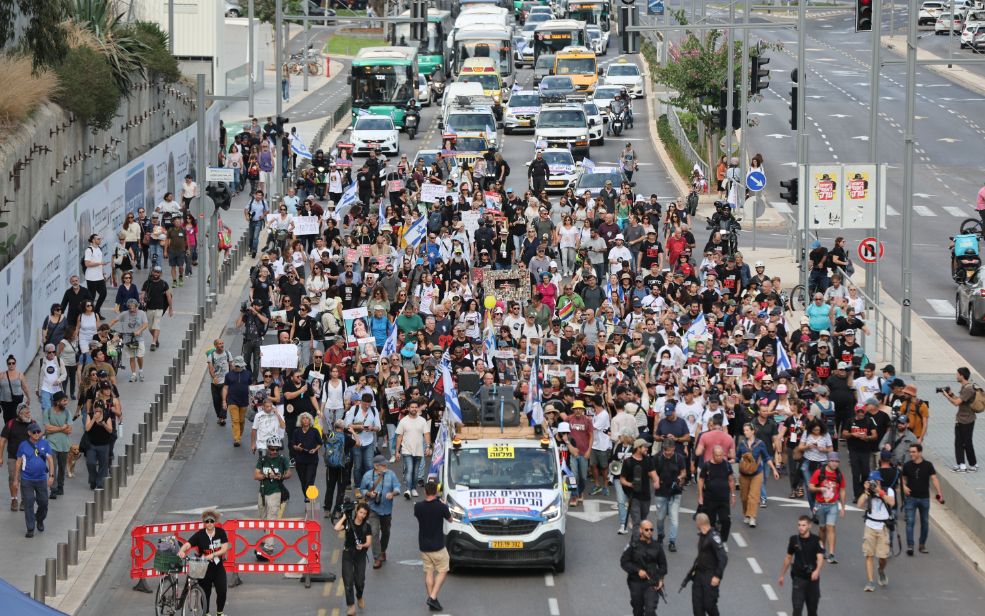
358,455,400,569
652,439,686,553
857,470,896,592
777,515,825,616
619,520,668,616
254,438,292,555
938,366,980,473
236,299,269,379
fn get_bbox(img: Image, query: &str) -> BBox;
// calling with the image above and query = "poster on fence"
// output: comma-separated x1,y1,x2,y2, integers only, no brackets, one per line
260,344,300,369
293,216,320,236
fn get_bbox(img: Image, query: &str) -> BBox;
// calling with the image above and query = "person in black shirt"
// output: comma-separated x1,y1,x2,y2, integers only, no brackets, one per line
808,240,829,294
178,510,230,616
334,502,372,615
842,405,877,500
900,443,944,555
698,445,735,542
778,515,824,616
691,512,728,616
414,480,452,611
620,439,659,531
283,371,316,463
638,230,664,270
619,520,668,616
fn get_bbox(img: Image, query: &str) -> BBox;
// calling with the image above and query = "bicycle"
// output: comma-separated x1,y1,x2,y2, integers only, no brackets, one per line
155,557,209,616
959,217,983,237
786,284,808,313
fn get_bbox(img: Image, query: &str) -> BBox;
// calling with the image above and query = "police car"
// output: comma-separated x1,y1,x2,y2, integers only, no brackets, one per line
350,114,400,155
527,147,582,193
603,58,645,98
534,101,591,160
504,90,541,134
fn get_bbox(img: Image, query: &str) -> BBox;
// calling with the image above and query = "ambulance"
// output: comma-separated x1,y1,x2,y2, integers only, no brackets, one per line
459,57,508,109
441,421,568,572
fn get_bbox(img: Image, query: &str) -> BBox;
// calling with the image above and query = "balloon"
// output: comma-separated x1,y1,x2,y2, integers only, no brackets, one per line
484,295,497,310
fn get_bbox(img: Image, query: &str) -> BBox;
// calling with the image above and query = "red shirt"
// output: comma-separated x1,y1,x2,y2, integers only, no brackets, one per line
697,430,735,463
809,466,845,504
567,415,593,454
667,235,688,264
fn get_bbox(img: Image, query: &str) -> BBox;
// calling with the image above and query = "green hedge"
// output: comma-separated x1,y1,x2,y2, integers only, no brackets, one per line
54,46,121,131
657,114,693,183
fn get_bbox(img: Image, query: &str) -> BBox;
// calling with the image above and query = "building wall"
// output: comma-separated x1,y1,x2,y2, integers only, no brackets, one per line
131,0,224,90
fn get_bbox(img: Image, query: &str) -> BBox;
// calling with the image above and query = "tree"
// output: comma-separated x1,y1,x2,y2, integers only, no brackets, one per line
253,0,304,23
0,0,71,71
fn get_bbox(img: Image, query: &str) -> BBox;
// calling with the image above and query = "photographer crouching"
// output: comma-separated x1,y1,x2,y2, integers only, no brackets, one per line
857,470,896,592
938,367,980,473
619,520,668,616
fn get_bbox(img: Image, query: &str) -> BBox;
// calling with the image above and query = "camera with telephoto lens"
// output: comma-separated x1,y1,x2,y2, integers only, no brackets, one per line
936,386,951,394
338,497,355,516
241,301,248,313
865,481,878,497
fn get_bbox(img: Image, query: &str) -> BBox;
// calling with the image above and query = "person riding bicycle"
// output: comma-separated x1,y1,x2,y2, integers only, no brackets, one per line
178,509,230,616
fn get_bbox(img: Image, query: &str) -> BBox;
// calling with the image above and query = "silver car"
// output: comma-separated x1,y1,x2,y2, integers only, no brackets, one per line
955,274,985,335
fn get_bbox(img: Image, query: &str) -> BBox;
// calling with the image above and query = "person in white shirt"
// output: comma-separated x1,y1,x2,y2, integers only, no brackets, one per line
675,387,705,438
858,470,896,592
589,399,612,496
655,332,687,369
282,187,301,216
607,234,633,276
83,234,109,317
854,363,882,404
394,398,432,497
503,303,526,340
180,175,199,211
155,192,182,219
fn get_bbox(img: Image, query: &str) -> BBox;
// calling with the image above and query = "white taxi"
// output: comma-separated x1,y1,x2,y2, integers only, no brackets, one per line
603,59,645,98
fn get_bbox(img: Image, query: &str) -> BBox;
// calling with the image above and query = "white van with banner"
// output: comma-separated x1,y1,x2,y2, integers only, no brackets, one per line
441,425,568,572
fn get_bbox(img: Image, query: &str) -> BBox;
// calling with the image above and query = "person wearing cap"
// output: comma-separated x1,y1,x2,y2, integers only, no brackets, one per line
843,403,878,501
140,263,173,351
620,438,659,530
13,421,53,537
42,392,72,498
807,451,846,564
857,469,895,591
359,454,400,569
879,415,918,466
565,400,593,506
896,383,928,443
608,233,632,276
805,292,833,336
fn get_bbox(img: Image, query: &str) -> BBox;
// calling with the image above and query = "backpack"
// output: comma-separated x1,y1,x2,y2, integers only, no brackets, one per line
738,451,760,476
323,430,349,469
971,384,985,413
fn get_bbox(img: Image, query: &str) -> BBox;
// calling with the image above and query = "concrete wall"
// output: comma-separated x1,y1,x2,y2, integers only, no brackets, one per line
0,80,197,267
131,0,224,91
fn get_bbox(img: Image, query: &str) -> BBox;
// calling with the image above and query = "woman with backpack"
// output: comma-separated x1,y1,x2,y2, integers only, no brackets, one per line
322,419,353,519
736,422,780,528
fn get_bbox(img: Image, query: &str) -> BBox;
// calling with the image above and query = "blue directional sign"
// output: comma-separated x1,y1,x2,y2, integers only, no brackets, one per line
648,0,665,15
746,169,767,192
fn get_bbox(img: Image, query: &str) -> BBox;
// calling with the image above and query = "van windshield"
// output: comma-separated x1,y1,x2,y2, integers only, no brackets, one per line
448,447,557,489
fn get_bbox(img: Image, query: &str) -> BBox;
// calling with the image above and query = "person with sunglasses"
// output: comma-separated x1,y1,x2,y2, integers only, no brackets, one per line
178,510,230,616
620,519,668,616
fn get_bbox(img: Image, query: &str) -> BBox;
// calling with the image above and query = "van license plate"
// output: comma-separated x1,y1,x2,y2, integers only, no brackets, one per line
489,541,524,549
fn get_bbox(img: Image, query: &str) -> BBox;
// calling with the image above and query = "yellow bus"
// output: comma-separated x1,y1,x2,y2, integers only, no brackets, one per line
553,46,599,93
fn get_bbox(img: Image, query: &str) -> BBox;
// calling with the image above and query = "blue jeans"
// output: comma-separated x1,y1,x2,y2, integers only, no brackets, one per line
85,443,111,489
39,390,56,412
352,444,374,488
905,497,930,548
613,480,628,526
570,455,589,498
653,494,681,542
248,220,264,255
401,455,422,492
760,467,769,501
281,78,290,101
21,478,49,531
149,244,164,267
233,168,242,192
808,270,829,295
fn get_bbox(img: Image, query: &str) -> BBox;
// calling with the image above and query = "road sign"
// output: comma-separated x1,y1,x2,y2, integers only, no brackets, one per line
719,135,739,155
746,169,766,192
857,237,884,263
648,0,664,14
206,167,235,182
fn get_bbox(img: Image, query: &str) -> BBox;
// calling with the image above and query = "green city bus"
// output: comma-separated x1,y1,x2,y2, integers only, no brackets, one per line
349,46,419,128
395,9,454,79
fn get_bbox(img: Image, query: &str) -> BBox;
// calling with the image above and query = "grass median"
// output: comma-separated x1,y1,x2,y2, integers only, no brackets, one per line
323,34,387,56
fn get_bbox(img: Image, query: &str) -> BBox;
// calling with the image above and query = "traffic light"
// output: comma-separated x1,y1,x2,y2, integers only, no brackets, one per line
751,54,770,95
619,6,639,54
788,68,798,131
411,0,428,41
275,115,289,134
856,0,873,32
717,90,741,131
779,178,799,206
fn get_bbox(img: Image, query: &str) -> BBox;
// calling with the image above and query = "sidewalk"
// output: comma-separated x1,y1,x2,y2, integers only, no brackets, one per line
0,210,247,594
223,59,345,129
882,35,985,99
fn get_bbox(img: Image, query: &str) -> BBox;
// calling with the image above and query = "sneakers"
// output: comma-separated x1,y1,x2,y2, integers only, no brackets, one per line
138,371,145,382
404,490,411,500
877,570,888,587
668,542,677,552
864,582,876,592
969,465,979,472
590,486,603,496
389,456,396,464
357,597,365,609
826,554,838,564
373,559,382,569
760,497,768,507
25,530,34,538
411,489,419,497
743,516,751,525
749,517,757,528
919,545,929,554
906,548,914,556
952,464,968,473
426,597,443,611
10,497,17,512
617,525,628,535
37,520,44,532
129,373,137,383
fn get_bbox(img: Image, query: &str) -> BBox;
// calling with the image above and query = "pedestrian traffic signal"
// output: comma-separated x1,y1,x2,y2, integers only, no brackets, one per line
751,55,770,95
779,178,799,206
717,90,741,131
788,68,798,131
856,0,873,32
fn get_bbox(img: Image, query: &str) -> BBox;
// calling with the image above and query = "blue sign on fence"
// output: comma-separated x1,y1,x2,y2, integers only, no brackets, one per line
648,0,665,15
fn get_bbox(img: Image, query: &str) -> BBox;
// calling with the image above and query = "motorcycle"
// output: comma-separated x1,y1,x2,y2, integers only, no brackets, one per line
706,201,742,256
405,108,420,140
950,233,982,283
609,106,625,136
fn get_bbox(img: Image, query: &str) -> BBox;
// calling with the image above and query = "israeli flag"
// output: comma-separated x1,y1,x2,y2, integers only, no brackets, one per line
403,215,427,250
380,318,399,358
332,182,358,221
440,350,463,423
290,134,313,159
525,349,543,427
682,312,708,357
776,338,792,371
355,108,372,117
511,81,522,93
483,315,497,366
378,197,387,228
428,421,448,476
581,157,596,172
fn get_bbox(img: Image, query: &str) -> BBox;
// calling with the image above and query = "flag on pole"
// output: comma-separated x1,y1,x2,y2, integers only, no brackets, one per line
290,134,313,159
682,312,708,357
557,300,575,323
439,350,463,423
428,421,448,476
378,197,387,228
332,182,358,221
776,338,793,371
483,310,497,365
402,215,428,250
581,157,596,172
380,319,399,358
525,348,544,427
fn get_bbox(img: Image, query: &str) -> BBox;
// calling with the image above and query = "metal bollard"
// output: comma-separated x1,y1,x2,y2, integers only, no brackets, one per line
82,506,95,537
117,455,128,487
57,543,69,580
144,409,154,434
45,558,57,596
68,529,80,565
109,468,120,500
94,488,107,519
125,444,135,476
34,574,45,603
139,421,149,451
133,433,143,462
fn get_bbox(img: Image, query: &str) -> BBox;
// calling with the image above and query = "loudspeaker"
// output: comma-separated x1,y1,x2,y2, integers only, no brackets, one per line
458,393,481,425
479,386,519,427
457,372,482,394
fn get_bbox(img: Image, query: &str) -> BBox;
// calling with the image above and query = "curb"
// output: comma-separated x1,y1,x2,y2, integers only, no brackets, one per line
881,35,985,99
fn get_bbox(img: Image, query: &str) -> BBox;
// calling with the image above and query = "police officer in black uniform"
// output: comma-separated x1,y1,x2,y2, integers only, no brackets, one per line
528,150,551,195
620,521,668,616
690,512,728,616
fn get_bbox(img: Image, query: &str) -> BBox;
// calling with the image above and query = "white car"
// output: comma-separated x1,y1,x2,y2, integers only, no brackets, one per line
604,60,644,98
586,25,608,55
224,0,242,17
582,101,605,145
504,90,541,133
573,165,630,195
534,103,591,160
592,84,628,111
514,35,535,67
919,1,946,25
350,114,400,155
935,13,963,33
416,74,433,106
528,148,581,193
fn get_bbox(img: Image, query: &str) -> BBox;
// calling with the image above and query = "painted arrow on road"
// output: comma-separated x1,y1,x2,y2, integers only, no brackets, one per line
568,499,620,523
768,496,862,512
765,134,790,139
938,138,961,143
851,136,870,141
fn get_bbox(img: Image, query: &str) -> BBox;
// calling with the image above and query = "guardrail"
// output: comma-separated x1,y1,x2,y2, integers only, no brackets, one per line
831,265,909,370
665,105,710,179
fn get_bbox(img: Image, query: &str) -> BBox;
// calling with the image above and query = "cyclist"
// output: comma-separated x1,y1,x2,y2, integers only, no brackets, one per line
178,509,230,616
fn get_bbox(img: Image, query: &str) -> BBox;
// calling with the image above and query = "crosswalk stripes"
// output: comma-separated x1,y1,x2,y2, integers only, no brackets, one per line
926,298,955,317
913,205,937,217
943,206,967,217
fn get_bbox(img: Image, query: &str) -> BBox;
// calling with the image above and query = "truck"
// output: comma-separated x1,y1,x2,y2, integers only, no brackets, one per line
441,423,568,572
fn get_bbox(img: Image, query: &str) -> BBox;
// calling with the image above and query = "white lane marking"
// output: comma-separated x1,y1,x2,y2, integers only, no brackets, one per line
747,557,763,574
545,573,555,587
763,584,779,601
732,532,747,548
887,205,900,216
548,597,560,616
771,202,793,214
914,205,937,217
943,206,966,217
927,299,955,316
